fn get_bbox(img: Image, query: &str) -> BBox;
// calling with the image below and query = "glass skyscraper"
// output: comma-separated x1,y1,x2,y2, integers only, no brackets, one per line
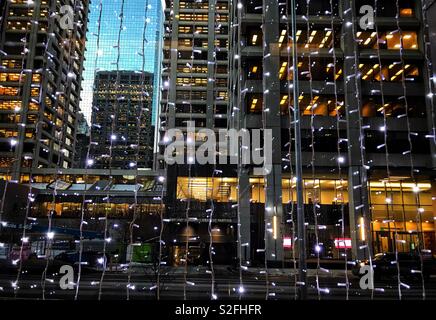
80,0,164,125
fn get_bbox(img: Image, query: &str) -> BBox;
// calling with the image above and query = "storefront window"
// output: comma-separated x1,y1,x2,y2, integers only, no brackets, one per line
369,181,434,253
177,177,238,202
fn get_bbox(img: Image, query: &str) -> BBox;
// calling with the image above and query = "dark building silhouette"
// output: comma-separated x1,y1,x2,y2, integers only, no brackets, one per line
90,71,154,169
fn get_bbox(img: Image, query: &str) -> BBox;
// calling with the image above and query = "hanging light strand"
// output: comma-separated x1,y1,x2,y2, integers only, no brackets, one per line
261,0,270,300
75,0,103,301
181,0,201,301
328,0,350,300
97,0,126,300
347,1,375,299
207,0,220,300
285,0,298,301
372,0,402,299
157,0,178,301
232,0,245,300
305,0,322,300
126,0,151,301
394,0,426,300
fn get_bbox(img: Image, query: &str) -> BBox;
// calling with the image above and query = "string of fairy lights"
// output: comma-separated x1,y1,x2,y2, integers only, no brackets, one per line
75,0,104,301
346,1,376,300
232,1,246,300
182,0,201,301
206,0,220,300
284,0,299,300
372,0,403,299
394,0,427,300
328,0,350,299
156,0,178,300
237,1,246,300
260,0,268,300
126,0,151,301
97,0,126,300
303,0,323,299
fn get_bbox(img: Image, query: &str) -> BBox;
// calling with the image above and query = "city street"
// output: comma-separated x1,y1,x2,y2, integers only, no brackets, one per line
0,266,435,300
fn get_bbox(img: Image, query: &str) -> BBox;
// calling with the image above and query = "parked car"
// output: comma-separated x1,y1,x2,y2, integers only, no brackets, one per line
352,252,436,281
54,251,109,270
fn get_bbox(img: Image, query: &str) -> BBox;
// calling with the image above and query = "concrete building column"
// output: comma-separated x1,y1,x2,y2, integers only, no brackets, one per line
263,0,283,264
342,0,372,261
231,1,252,264
164,1,181,205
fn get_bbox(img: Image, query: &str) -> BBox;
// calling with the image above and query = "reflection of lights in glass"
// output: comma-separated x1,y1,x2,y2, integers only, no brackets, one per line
360,217,366,241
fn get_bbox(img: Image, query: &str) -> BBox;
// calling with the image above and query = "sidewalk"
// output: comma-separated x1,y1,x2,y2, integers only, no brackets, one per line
120,264,355,278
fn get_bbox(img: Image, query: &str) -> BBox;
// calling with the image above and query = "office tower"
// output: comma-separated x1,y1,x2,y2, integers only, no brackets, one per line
159,0,436,265
80,0,164,125
232,0,436,262
89,71,154,169
157,0,235,264
0,0,89,181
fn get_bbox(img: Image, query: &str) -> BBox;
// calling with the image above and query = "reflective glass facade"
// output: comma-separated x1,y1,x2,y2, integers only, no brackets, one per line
80,0,164,124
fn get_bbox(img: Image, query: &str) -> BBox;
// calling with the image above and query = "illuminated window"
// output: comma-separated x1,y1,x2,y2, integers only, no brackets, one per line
249,179,349,204
369,180,433,253
177,177,238,202
360,62,420,82
357,31,418,50
400,8,413,16
386,31,418,50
